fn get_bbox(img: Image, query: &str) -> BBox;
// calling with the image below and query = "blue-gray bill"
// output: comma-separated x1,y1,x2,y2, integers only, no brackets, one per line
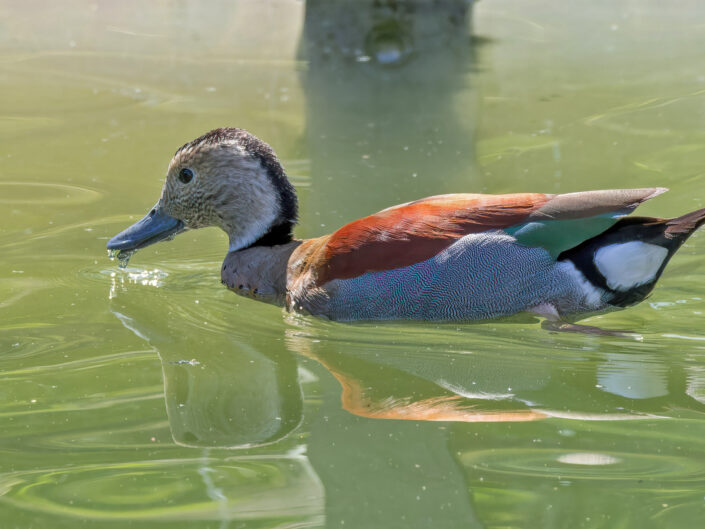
107,205,185,266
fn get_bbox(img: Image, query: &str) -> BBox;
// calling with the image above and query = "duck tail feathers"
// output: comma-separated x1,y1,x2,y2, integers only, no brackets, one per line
664,207,705,239
559,207,705,308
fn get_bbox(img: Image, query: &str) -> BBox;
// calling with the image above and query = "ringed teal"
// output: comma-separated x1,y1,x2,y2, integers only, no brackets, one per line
107,128,705,328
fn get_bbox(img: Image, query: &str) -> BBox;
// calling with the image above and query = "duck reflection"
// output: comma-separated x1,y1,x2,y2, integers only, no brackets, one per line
112,295,705,448
161,342,302,448
286,324,546,423
282,321,705,424
109,295,325,525
111,304,303,449
113,296,705,527
285,322,705,526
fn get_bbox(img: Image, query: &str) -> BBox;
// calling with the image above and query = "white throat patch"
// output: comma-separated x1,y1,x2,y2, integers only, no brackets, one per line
594,241,668,291
228,207,278,252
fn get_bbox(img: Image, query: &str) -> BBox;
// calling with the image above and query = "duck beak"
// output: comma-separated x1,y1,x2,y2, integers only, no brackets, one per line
107,204,185,252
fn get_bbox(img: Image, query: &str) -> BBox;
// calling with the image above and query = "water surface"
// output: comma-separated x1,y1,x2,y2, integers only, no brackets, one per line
2,1,705,527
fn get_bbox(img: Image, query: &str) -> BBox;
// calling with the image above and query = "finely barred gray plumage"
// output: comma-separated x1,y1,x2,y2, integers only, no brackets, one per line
320,233,607,321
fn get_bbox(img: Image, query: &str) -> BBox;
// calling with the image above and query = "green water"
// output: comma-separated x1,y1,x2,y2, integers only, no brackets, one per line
2,1,705,527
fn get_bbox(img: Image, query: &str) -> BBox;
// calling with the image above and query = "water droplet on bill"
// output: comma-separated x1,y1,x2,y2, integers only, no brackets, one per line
107,249,136,268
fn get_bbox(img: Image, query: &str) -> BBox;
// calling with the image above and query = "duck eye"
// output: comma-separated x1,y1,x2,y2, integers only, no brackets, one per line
178,168,194,184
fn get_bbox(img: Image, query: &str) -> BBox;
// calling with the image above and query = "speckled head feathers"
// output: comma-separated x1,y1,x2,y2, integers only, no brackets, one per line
173,128,298,223
161,128,298,251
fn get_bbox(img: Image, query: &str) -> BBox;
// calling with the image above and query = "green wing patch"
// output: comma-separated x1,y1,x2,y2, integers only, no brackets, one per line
505,213,626,259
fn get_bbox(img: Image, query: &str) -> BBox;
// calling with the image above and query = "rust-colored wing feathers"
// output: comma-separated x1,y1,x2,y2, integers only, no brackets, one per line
294,188,667,286
320,193,550,283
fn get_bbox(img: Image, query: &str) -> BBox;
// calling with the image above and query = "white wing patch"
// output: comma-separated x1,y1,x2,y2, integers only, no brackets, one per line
595,241,668,291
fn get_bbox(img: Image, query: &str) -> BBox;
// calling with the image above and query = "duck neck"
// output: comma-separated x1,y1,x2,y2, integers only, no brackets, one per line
221,239,302,306
241,221,296,250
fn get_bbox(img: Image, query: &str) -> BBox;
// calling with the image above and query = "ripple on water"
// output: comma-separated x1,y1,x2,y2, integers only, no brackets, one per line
81,260,221,289
0,115,58,136
0,182,102,205
459,448,705,482
652,499,705,526
0,456,323,523
78,264,206,300
0,277,50,310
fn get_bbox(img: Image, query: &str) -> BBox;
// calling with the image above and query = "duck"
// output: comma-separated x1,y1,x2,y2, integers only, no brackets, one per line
107,127,705,331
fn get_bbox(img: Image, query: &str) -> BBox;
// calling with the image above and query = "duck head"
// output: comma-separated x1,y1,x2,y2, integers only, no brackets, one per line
107,128,298,256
